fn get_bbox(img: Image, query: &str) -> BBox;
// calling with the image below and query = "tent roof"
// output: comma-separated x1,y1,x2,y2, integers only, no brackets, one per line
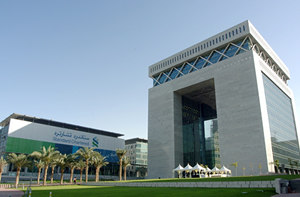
206,167,211,172
173,164,184,172
192,163,206,171
184,164,193,171
211,166,220,172
220,165,231,172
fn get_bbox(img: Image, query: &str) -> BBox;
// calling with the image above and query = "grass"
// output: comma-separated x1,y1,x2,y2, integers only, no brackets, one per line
121,174,300,182
23,185,276,197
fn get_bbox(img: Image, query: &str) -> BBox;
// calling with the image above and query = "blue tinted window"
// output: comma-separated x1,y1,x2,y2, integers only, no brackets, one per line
181,63,192,74
169,68,179,79
195,58,206,69
224,44,238,57
242,38,251,50
209,51,222,64
158,74,167,84
239,27,242,33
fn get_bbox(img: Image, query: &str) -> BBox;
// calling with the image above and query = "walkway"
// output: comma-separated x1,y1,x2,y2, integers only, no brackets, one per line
0,188,24,197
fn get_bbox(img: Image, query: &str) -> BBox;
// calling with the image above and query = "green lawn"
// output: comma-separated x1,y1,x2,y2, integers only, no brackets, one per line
24,185,276,197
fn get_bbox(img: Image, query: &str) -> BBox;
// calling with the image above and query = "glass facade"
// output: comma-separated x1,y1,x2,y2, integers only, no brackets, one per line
153,37,251,87
5,136,119,163
182,96,219,168
263,73,300,169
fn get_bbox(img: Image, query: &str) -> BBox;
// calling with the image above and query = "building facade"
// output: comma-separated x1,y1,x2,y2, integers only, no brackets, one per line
125,138,148,177
0,113,124,176
148,21,300,178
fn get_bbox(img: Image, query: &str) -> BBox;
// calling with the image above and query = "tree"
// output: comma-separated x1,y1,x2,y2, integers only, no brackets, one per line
34,160,44,185
274,160,280,173
55,154,68,184
122,156,130,181
116,149,127,181
75,147,95,183
66,154,77,183
231,162,238,176
31,146,59,185
49,154,60,184
92,152,108,182
7,153,29,187
75,160,85,183
0,156,8,183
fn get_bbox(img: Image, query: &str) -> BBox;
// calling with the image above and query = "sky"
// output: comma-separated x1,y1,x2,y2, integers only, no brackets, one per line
0,0,300,140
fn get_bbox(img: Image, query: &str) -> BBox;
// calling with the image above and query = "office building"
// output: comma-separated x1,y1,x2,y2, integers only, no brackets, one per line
125,138,148,177
148,21,300,178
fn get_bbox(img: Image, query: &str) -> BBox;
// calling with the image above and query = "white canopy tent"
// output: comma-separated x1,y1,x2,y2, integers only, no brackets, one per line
211,166,220,174
220,165,232,174
173,164,184,178
192,163,206,178
184,164,193,178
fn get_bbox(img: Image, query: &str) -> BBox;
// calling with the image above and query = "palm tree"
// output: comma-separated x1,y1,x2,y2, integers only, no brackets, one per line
122,156,130,181
274,160,280,173
7,153,29,187
56,154,68,184
34,160,44,185
31,146,59,185
75,160,85,183
75,147,95,183
49,154,60,184
0,156,8,182
116,149,127,181
66,154,77,183
92,152,108,182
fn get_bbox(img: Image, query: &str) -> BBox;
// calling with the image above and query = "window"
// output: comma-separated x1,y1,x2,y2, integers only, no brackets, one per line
239,27,242,33
225,34,228,39
232,30,234,36
243,25,245,31
236,29,238,34
229,32,231,37
222,35,224,40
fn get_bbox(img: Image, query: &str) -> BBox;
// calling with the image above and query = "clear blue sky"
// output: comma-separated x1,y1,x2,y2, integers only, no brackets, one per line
1,0,300,139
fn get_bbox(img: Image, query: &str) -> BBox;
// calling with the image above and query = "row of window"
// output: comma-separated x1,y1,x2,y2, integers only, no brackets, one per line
150,25,246,74
262,73,300,165
152,37,251,86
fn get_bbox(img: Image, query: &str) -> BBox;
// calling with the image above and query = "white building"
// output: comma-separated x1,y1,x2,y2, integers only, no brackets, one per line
148,20,300,178
0,113,124,176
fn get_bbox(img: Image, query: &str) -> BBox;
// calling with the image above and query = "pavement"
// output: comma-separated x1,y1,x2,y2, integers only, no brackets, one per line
272,194,300,197
0,188,24,197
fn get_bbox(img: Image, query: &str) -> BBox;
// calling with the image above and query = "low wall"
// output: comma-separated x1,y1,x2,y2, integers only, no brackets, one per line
84,181,275,188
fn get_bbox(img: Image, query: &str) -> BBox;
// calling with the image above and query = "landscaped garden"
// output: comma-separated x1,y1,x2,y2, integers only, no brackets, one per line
23,185,276,197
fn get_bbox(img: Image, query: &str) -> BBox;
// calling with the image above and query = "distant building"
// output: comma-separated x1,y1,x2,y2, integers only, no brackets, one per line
125,138,148,177
0,113,124,176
